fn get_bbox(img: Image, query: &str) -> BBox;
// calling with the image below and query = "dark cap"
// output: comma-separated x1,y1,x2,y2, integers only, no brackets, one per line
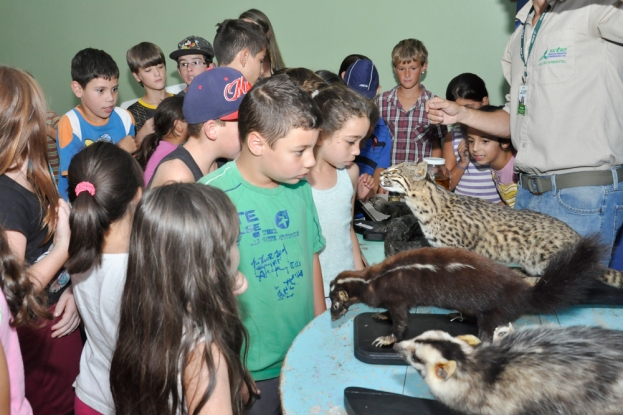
183,67,250,124
344,59,380,100
169,36,214,61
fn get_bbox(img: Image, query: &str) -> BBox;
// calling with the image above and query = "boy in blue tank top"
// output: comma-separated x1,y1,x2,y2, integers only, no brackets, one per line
200,75,325,415
57,48,136,200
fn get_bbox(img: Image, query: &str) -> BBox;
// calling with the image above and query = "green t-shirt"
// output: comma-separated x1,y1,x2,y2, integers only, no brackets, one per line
199,161,325,380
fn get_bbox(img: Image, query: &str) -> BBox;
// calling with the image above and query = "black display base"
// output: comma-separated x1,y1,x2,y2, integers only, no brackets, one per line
344,387,463,415
582,279,623,306
353,312,478,365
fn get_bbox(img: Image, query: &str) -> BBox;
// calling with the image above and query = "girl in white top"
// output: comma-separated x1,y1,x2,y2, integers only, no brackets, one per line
65,142,144,415
110,183,253,415
309,86,372,298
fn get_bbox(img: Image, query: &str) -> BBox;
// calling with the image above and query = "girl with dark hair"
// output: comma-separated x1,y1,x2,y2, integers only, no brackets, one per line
239,8,286,76
65,142,144,414
110,183,253,415
136,95,188,184
0,225,51,415
441,73,502,203
0,66,82,415
309,86,372,302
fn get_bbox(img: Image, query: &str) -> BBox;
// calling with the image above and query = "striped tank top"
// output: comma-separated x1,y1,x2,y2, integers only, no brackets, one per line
451,127,502,203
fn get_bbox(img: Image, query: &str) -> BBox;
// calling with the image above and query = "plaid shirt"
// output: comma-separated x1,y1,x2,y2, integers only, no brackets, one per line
375,84,447,165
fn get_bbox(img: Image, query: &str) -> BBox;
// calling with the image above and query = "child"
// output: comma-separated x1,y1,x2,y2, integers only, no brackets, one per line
57,48,136,200
0,225,52,415
442,73,502,203
200,75,325,415
126,42,172,133
281,67,328,95
213,19,268,85
110,183,254,415
0,66,82,415
148,67,249,188
344,59,392,199
309,86,369,298
239,9,286,76
375,39,447,164
466,106,518,207
338,54,368,79
65,142,143,415
136,96,188,184
169,35,215,96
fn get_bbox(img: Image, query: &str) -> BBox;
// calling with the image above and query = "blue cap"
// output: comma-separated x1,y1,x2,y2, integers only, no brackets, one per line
344,59,379,100
183,67,250,124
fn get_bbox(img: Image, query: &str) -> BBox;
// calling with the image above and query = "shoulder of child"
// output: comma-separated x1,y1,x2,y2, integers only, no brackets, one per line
151,159,196,188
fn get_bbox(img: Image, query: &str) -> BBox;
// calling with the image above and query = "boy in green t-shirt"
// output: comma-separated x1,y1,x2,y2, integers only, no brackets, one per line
199,75,325,415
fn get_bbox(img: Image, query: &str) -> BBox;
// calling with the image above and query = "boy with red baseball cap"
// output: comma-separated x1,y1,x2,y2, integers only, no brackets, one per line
148,67,250,188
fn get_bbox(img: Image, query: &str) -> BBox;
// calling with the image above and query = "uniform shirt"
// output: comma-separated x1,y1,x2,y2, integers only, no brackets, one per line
375,85,447,165
502,0,623,175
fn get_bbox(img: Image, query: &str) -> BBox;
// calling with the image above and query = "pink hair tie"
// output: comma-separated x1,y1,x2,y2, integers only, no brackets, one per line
75,181,96,197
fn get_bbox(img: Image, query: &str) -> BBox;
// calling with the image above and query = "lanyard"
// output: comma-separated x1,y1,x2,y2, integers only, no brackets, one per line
520,5,550,83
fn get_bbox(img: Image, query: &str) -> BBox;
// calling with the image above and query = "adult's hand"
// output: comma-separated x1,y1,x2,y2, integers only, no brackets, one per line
426,97,464,125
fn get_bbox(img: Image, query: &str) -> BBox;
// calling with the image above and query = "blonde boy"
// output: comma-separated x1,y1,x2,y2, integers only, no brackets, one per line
148,67,248,188
200,75,325,415
375,38,447,164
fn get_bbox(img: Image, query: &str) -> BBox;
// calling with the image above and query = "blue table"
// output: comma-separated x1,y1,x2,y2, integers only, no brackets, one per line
280,237,623,415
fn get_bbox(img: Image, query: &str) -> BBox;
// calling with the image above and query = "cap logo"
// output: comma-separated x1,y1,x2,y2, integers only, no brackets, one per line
224,77,250,102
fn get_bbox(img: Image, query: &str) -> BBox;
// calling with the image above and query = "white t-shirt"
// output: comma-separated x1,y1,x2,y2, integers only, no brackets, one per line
71,254,128,414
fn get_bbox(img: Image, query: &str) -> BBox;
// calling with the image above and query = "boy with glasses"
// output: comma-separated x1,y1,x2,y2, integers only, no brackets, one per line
169,35,215,96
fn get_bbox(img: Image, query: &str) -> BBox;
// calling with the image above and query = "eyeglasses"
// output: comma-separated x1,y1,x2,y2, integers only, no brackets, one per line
179,60,207,70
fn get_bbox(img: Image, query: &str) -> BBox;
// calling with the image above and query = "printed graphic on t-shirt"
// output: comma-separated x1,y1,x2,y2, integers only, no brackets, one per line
240,208,306,302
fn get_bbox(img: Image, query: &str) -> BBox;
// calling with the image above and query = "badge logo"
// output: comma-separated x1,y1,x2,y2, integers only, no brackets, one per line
224,77,250,101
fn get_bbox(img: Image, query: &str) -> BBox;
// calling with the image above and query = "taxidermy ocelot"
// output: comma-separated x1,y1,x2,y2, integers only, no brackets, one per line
394,325,623,415
329,237,602,346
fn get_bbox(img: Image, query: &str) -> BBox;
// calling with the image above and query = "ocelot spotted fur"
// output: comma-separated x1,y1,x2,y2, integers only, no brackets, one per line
379,161,623,288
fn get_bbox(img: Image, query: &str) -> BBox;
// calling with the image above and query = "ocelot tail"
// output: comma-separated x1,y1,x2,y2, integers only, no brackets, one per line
379,161,623,288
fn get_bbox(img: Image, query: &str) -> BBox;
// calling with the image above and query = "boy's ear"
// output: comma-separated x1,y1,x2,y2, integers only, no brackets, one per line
246,131,265,156
71,81,84,98
482,96,489,106
131,72,142,84
421,62,428,74
239,49,250,68
203,120,218,141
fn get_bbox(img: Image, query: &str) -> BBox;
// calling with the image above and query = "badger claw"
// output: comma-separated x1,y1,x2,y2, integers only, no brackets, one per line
372,334,397,347
372,311,391,321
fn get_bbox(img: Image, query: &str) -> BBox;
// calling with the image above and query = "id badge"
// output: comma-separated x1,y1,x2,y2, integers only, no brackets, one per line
518,84,528,115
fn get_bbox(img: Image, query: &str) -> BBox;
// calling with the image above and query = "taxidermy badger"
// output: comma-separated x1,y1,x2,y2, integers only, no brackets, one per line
394,326,623,415
329,237,602,346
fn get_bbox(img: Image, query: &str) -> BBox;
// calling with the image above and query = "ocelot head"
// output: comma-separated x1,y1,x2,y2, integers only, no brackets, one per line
380,162,430,195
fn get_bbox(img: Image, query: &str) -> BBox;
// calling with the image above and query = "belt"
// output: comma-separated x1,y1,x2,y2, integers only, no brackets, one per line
521,166,623,195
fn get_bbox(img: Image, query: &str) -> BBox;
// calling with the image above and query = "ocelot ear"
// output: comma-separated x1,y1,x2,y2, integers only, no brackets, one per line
414,161,428,180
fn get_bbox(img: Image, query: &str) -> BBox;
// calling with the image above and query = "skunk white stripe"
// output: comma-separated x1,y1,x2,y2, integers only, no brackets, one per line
333,263,438,288
446,263,476,272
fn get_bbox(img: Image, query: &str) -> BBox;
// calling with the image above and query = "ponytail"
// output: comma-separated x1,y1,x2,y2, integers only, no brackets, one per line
66,142,144,274
134,95,185,170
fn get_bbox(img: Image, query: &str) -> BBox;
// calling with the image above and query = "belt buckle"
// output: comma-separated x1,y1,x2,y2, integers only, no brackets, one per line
528,178,543,195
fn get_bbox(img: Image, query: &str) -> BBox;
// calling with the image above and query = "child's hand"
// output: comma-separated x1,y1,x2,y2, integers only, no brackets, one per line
357,174,375,200
457,139,470,168
118,135,138,153
51,286,81,338
135,118,155,146
53,199,71,250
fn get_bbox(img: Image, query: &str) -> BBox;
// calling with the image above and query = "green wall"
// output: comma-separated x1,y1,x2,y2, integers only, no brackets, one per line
0,0,517,115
